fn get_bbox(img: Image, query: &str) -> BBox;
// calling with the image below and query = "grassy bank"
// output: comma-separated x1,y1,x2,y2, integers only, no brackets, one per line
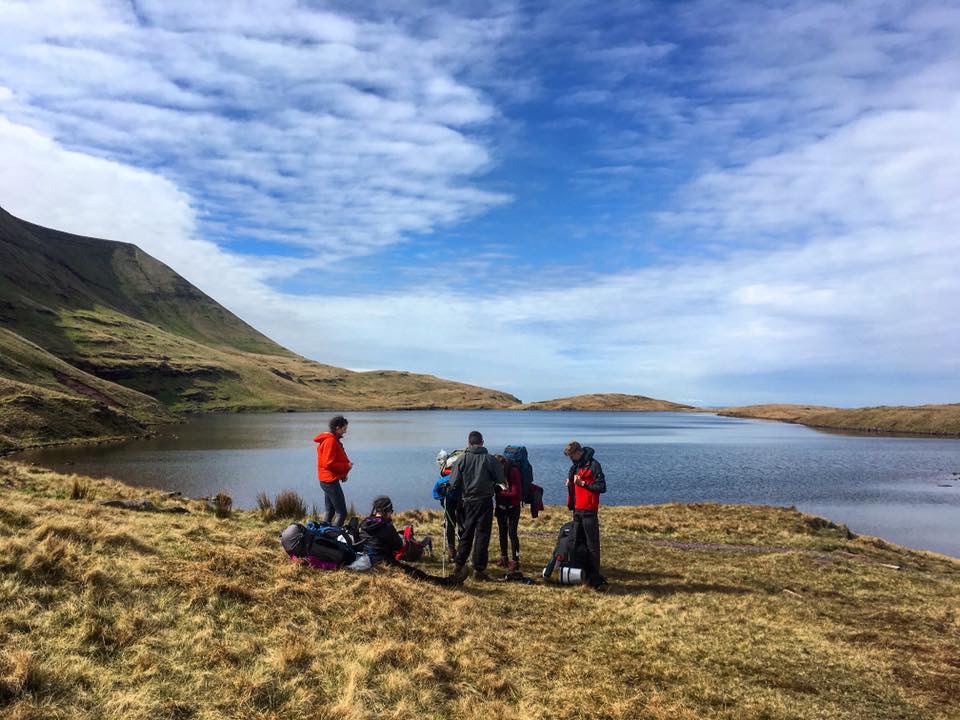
719,403,960,437
1,461,958,720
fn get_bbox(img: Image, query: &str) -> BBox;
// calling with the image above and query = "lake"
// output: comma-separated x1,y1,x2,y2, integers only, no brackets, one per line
14,410,960,557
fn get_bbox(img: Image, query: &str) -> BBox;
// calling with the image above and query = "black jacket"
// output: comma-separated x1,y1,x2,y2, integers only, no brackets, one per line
448,445,504,503
360,515,403,564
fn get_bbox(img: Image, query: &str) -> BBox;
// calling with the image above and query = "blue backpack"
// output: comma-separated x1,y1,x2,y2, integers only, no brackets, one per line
503,445,535,503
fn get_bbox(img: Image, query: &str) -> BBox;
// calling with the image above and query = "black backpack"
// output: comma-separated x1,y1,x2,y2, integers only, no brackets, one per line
541,521,590,579
280,523,357,567
502,445,535,503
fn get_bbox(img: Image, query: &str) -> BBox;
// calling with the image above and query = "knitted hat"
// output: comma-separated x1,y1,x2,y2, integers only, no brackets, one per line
371,496,394,515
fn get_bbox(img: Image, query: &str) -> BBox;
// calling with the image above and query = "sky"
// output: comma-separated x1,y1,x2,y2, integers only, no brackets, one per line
0,0,958,406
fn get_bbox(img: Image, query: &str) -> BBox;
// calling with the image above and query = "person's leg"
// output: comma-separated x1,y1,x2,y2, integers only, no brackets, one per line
472,500,494,572
443,501,457,558
508,506,521,562
495,506,509,561
455,499,480,568
581,511,602,585
329,480,347,527
320,482,336,524
387,560,460,586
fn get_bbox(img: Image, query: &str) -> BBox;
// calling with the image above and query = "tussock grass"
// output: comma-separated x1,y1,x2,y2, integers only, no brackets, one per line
70,476,91,500
210,491,233,518
1,459,958,719
273,489,307,519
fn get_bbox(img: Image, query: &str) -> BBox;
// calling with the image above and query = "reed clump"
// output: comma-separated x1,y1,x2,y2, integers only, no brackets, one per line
272,490,307,519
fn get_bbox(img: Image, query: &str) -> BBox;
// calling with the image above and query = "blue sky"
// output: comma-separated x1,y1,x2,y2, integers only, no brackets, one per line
1,0,959,405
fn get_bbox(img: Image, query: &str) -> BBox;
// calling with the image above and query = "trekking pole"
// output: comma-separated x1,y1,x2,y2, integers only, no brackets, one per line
442,498,448,577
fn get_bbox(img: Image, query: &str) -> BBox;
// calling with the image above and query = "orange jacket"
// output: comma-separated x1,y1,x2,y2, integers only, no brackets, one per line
314,432,351,483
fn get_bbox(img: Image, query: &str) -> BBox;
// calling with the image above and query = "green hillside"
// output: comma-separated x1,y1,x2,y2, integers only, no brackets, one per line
0,207,519,451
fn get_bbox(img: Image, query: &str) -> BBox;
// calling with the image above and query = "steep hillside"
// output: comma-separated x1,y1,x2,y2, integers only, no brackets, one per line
0,207,519,450
524,393,694,411
719,403,960,436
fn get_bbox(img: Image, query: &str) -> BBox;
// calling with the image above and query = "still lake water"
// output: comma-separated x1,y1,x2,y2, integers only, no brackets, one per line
15,411,960,557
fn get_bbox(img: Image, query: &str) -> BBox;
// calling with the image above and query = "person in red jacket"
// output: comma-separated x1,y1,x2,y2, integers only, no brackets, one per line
494,454,523,570
314,415,353,526
564,440,608,590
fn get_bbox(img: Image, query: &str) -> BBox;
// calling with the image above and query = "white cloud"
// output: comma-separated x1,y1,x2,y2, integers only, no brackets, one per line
2,0,959,406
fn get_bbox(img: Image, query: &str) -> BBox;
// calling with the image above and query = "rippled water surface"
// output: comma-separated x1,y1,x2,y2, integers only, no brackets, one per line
16,411,960,557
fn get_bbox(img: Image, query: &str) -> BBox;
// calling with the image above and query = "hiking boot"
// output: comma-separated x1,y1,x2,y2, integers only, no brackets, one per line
472,569,491,582
508,559,520,572
450,564,469,585
495,556,508,568
590,577,610,592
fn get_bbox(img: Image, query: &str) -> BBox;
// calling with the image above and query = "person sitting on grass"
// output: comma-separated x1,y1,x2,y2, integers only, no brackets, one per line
359,495,462,586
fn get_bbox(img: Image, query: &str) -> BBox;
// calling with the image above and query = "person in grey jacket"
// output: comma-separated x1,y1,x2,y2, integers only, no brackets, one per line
448,430,505,582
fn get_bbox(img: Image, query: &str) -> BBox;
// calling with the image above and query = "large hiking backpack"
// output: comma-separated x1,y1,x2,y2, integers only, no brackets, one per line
503,445,535,503
542,521,589,581
280,522,358,568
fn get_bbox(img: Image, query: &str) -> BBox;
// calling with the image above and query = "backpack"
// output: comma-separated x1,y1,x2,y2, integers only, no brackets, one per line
541,521,589,580
394,525,433,562
280,522,357,568
503,445,535,503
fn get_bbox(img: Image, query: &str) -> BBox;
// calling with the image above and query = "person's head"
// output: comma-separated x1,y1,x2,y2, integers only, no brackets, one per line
436,449,450,469
371,495,394,518
564,440,583,462
467,430,484,447
329,415,349,437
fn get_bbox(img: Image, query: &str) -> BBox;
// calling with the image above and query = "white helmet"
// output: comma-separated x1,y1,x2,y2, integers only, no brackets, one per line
436,449,450,468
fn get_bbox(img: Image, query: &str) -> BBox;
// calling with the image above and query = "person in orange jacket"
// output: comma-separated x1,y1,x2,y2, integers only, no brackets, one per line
314,415,353,526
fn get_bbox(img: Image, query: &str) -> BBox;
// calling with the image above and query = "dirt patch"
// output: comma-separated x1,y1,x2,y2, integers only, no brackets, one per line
54,372,117,406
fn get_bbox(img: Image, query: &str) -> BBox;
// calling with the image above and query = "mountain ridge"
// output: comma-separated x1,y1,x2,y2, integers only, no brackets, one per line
0,207,519,451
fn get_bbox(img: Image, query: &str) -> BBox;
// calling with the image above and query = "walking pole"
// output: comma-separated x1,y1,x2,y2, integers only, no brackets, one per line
442,498,448,577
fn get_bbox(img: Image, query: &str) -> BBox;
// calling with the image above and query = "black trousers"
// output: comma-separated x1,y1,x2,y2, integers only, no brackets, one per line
573,510,602,585
495,505,521,560
320,480,347,527
455,498,494,571
384,559,455,586
442,498,461,555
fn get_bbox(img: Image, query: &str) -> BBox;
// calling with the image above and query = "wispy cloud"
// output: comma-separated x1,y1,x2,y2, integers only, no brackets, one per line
1,0,959,405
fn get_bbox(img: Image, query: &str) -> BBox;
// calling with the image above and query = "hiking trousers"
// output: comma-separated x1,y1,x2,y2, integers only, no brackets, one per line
573,510,601,585
320,479,347,527
455,497,494,571
442,498,461,556
495,505,521,560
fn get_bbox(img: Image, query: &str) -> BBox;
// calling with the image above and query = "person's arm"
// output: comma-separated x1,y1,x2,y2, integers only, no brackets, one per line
320,440,351,479
448,457,463,494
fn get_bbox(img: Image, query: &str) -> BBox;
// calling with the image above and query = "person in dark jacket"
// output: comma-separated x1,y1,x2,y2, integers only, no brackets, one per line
494,454,523,571
564,440,608,590
448,431,505,583
359,496,459,586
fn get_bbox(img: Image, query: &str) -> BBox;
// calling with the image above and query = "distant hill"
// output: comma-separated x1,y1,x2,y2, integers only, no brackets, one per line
719,403,960,437
523,393,694,412
0,207,519,451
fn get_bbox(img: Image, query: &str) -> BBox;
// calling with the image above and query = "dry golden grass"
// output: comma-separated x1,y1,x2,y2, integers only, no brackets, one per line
1,460,958,720
719,403,960,436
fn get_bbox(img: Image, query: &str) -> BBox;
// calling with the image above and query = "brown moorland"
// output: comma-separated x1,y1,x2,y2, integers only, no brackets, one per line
2,460,958,720
718,403,960,437
523,393,694,412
